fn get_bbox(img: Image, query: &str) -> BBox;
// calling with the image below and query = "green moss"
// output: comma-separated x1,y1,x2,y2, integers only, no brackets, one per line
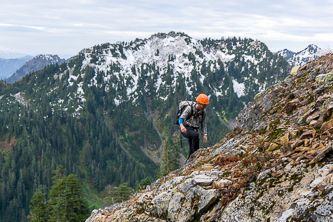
265,201,275,215
303,70,310,76
297,77,307,84
259,129,267,135
268,128,284,141
307,206,317,212
285,119,290,125
286,94,295,103
255,162,262,171
273,118,280,125
195,159,205,168
239,153,246,159
316,72,333,84
287,185,294,192
327,85,333,92
258,190,264,198
296,71,310,84
249,206,255,217
323,73,333,82
287,174,303,192
268,178,278,188
321,187,333,198
222,171,231,177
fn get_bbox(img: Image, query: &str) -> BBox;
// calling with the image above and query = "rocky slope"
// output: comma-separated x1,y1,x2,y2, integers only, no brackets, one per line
86,53,333,221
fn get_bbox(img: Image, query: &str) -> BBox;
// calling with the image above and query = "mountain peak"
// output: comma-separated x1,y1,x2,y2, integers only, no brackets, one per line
5,54,66,83
277,44,324,66
150,31,190,39
277,48,294,60
302,44,321,54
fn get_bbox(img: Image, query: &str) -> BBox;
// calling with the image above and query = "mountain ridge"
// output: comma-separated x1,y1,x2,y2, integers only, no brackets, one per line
0,37,322,84
277,44,325,66
5,54,66,83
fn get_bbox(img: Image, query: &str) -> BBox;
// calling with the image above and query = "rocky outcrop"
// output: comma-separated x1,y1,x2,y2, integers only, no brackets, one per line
86,54,333,221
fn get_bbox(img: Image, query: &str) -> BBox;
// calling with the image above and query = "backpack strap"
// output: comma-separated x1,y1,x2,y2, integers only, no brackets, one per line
185,101,195,121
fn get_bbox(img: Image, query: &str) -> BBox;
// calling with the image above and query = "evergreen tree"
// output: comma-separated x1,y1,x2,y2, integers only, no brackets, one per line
28,186,48,222
159,136,180,176
46,166,67,222
40,166,90,222
62,174,90,222
107,183,133,204
137,177,152,191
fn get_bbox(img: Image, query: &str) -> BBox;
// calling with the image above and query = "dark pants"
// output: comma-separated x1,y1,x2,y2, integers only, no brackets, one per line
181,126,199,158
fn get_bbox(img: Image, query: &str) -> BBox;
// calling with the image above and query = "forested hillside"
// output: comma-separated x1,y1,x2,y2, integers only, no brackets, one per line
0,32,290,221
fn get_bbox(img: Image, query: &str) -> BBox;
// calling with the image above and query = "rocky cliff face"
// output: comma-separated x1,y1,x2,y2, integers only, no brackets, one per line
86,54,333,221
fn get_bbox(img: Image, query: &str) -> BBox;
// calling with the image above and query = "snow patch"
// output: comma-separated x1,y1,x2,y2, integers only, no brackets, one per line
232,80,245,97
12,93,27,106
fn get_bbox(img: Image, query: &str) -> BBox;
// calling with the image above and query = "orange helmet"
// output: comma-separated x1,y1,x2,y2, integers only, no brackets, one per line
196,94,209,105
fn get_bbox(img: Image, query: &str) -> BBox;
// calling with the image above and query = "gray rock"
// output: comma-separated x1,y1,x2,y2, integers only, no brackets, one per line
151,191,173,218
193,174,214,186
179,178,196,193
198,189,220,214
212,136,248,157
156,176,186,193
167,192,184,221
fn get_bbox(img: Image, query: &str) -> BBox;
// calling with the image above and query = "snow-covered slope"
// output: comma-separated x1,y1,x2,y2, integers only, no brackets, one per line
277,44,324,66
69,32,288,111
2,32,291,149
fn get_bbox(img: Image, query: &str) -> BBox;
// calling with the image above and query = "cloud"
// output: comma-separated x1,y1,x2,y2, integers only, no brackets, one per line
0,0,332,56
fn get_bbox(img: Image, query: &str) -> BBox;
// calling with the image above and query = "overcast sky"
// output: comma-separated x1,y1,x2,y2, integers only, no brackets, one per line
1,0,332,58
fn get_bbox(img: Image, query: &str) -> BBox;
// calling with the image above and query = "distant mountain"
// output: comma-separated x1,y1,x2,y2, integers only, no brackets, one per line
0,56,33,79
276,48,294,60
277,44,324,66
0,50,31,59
5,54,66,83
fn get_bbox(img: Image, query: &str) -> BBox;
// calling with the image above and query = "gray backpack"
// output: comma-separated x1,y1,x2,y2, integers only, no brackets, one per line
174,101,195,125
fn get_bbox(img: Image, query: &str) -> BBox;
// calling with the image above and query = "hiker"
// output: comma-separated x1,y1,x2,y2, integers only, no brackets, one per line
178,94,209,159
